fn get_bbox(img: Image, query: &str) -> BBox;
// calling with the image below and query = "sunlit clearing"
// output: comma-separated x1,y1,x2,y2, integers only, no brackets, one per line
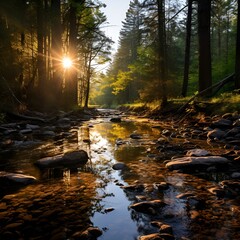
62,57,73,69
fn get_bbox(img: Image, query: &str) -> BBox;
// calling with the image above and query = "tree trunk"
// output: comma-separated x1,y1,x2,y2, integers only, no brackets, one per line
65,3,80,109
182,0,193,97
51,0,63,109
235,0,240,89
157,0,167,105
198,0,212,94
37,0,45,97
84,67,91,108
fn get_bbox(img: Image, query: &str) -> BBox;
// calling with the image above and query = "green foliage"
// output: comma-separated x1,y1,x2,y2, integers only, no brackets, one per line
0,113,5,123
111,71,132,95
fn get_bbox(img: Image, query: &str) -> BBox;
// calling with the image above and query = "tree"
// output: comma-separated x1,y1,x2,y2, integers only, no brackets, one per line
235,0,240,89
157,0,167,105
182,0,193,97
198,0,212,94
108,0,143,103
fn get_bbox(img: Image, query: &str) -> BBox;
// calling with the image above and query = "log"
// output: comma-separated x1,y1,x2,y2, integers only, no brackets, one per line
177,73,234,113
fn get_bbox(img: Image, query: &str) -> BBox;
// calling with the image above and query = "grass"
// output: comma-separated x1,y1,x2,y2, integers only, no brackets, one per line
120,92,240,116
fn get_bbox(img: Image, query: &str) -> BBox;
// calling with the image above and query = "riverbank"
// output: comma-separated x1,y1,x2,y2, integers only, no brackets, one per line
118,92,240,118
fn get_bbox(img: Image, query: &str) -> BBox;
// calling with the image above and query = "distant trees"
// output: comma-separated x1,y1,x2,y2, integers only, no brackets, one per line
1,0,240,110
94,0,239,107
0,0,111,111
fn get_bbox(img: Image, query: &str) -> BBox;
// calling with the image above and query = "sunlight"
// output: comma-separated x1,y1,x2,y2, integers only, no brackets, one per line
62,57,73,69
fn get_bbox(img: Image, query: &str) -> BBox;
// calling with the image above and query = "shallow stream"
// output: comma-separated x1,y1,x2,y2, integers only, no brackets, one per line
0,110,240,240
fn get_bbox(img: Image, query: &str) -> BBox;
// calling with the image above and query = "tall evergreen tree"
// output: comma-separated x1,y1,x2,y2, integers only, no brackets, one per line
198,0,212,94
182,0,193,97
235,0,240,89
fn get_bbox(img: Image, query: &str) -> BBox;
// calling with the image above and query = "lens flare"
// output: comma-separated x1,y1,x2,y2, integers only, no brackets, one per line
62,57,73,69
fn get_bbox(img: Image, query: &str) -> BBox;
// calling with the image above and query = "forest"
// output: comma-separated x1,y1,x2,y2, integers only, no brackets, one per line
0,0,239,112
2,1,240,240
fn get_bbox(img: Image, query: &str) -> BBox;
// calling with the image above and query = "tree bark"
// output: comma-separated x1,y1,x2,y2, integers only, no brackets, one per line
37,0,45,96
157,0,167,106
51,0,63,108
182,0,193,97
198,0,212,94
235,0,240,89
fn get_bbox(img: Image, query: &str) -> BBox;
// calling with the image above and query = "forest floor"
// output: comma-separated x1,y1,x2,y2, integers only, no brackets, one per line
119,92,240,118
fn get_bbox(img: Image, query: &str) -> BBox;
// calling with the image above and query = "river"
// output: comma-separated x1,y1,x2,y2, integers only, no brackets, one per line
0,109,240,240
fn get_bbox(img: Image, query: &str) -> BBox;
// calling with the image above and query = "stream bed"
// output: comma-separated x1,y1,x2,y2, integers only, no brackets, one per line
1,110,240,240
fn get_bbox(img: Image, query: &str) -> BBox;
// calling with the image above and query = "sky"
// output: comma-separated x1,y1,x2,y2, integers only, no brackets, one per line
100,0,131,52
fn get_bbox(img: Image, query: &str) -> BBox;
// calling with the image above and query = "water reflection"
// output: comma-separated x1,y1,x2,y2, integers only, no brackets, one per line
1,115,240,239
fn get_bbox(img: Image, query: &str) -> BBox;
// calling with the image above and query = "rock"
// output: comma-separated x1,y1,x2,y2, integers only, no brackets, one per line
162,129,172,136
139,233,175,240
20,129,33,134
151,221,164,228
57,117,71,124
166,156,229,171
0,172,36,185
225,127,240,137
212,119,232,128
158,233,175,240
233,119,240,127
229,140,240,146
176,192,195,199
33,130,56,139
157,137,169,144
153,182,170,191
130,200,167,214
190,210,200,220
207,187,225,198
130,133,142,139
122,184,145,192
26,124,40,130
104,207,115,213
115,138,124,145
159,224,173,234
207,129,226,139
112,162,126,170
220,180,240,196
36,150,88,168
110,117,122,122
138,233,163,240
72,227,102,240
231,172,240,179
186,149,210,157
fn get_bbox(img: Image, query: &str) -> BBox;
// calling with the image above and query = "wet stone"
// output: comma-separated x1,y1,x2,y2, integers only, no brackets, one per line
104,207,115,213
153,182,169,191
159,224,173,234
138,233,163,240
130,200,167,215
110,117,122,122
112,162,126,170
186,149,210,157
72,227,102,240
190,210,200,220
207,187,225,198
207,129,226,139
4,222,23,230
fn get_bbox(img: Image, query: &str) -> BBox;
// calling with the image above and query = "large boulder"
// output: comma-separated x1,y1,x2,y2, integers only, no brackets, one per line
36,150,88,168
166,156,230,171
